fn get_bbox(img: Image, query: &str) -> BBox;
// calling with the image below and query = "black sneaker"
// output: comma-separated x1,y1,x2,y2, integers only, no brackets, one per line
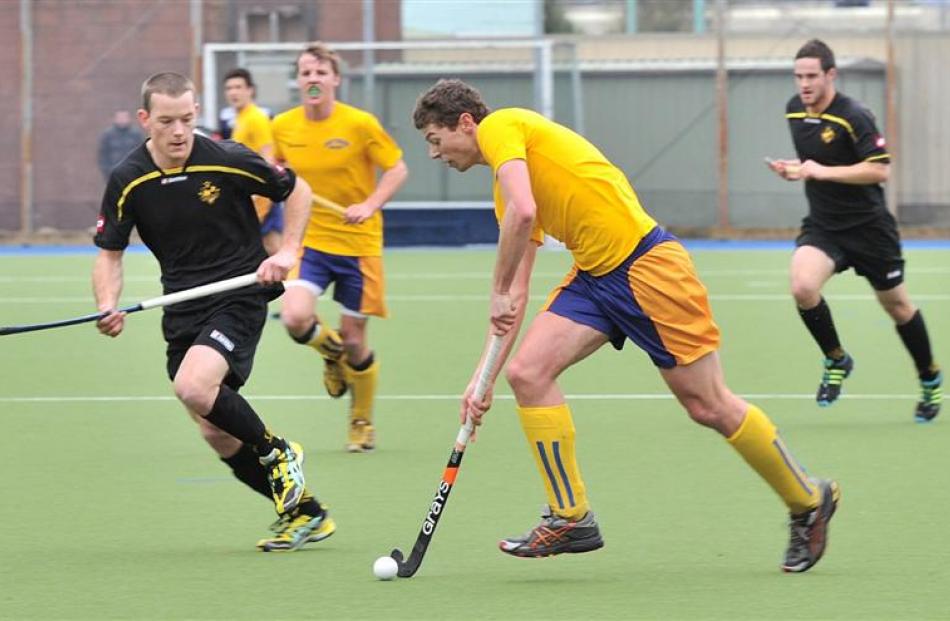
499,506,604,558
816,354,853,407
782,479,840,573
914,372,943,423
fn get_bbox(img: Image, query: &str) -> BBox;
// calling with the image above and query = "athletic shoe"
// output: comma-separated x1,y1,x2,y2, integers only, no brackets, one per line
346,418,375,453
782,479,840,573
257,505,336,552
499,506,604,558
324,359,348,399
816,354,853,407
313,325,347,399
915,372,943,423
259,440,305,515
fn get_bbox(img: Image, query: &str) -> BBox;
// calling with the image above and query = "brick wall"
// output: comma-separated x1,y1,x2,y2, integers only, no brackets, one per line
1,0,402,233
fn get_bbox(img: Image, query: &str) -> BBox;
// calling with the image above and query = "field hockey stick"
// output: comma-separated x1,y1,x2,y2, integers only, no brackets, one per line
0,273,263,336
389,333,504,578
312,194,348,216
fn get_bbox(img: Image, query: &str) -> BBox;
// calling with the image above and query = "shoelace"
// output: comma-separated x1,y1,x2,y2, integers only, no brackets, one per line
788,511,815,550
921,382,943,405
822,366,847,386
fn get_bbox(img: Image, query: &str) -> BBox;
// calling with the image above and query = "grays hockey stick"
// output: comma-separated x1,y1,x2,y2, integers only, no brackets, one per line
390,334,504,578
0,273,263,336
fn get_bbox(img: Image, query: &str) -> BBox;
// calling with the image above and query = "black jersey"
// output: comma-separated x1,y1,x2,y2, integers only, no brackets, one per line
785,92,890,230
95,135,296,296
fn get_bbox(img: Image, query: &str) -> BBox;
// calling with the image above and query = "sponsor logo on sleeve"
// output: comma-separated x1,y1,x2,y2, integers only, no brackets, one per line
96,215,105,233
876,135,887,148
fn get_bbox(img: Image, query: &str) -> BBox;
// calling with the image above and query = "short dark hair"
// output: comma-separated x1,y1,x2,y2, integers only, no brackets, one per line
223,67,254,89
141,72,196,111
297,42,341,76
412,79,491,130
795,39,836,72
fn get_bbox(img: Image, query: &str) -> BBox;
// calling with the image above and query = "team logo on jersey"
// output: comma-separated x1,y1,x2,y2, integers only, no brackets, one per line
197,181,221,205
96,215,105,233
876,135,887,148
821,126,836,144
324,138,350,149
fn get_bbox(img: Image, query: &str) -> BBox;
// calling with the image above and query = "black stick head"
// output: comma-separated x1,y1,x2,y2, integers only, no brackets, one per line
390,548,418,578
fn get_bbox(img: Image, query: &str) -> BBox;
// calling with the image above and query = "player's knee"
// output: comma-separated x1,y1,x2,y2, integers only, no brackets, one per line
881,298,915,323
281,309,313,336
173,374,215,413
790,279,820,305
505,356,543,393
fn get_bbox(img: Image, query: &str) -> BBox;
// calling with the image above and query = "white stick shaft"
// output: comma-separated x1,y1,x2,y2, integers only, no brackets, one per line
138,273,260,310
456,334,504,446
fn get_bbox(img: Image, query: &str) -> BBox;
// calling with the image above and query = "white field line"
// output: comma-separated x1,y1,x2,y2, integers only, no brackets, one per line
2,293,950,304
0,392,920,404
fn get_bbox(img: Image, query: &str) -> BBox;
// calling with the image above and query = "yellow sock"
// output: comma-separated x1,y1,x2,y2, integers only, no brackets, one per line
345,357,379,423
304,319,342,360
727,405,819,514
517,404,589,520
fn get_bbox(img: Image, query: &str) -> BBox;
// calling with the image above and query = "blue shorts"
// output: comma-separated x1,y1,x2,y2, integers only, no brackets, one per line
542,227,720,368
288,248,388,318
260,202,284,235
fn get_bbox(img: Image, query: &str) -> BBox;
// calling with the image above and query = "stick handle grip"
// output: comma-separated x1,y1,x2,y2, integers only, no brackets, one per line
312,194,348,216
456,334,504,446
138,273,260,310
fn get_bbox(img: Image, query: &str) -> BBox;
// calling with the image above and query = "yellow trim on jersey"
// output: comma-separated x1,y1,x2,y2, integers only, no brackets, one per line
865,153,890,162
116,171,162,220
115,166,266,221
784,112,856,140
184,165,265,184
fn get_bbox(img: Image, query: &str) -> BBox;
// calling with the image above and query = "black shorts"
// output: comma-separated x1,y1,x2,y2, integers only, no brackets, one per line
796,212,905,291
163,291,272,390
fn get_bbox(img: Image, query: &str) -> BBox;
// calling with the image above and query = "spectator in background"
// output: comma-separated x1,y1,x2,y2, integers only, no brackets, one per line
97,110,143,181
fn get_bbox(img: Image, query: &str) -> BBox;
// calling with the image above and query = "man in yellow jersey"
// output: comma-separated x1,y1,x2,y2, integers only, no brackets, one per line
413,79,840,573
224,68,284,256
273,43,408,452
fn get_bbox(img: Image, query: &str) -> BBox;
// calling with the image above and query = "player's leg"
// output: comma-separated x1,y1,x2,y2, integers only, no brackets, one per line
498,283,610,557
259,201,283,256
281,248,346,396
875,284,942,421
174,345,304,515
332,255,387,452
854,218,943,422
339,313,377,452
790,243,853,406
660,354,839,572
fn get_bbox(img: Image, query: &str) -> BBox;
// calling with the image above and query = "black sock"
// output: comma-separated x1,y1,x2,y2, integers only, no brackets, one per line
896,310,939,380
205,385,277,456
347,351,374,372
290,319,318,344
221,443,272,500
798,298,844,358
296,495,324,516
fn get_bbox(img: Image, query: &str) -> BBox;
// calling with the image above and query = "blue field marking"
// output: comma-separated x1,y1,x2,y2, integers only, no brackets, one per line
0,244,149,256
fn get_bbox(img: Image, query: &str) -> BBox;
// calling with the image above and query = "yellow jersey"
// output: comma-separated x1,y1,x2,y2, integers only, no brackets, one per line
231,103,273,154
477,108,656,276
272,102,403,256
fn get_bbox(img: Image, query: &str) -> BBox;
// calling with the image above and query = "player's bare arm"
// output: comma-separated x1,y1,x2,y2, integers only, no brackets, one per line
462,242,537,435
257,175,312,283
344,159,409,224
92,249,126,337
491,159,537,337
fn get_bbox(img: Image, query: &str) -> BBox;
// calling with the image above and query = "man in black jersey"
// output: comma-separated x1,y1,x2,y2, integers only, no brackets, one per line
92,72,335,551
766,39,942,422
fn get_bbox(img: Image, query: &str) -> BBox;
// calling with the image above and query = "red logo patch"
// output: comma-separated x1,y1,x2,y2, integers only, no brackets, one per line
875,135,886,148
95,215,105,233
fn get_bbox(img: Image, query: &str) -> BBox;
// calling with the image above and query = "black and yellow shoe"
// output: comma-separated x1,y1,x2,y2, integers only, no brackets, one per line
259,440,306,515
346,418,375,453
257,505,336,552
